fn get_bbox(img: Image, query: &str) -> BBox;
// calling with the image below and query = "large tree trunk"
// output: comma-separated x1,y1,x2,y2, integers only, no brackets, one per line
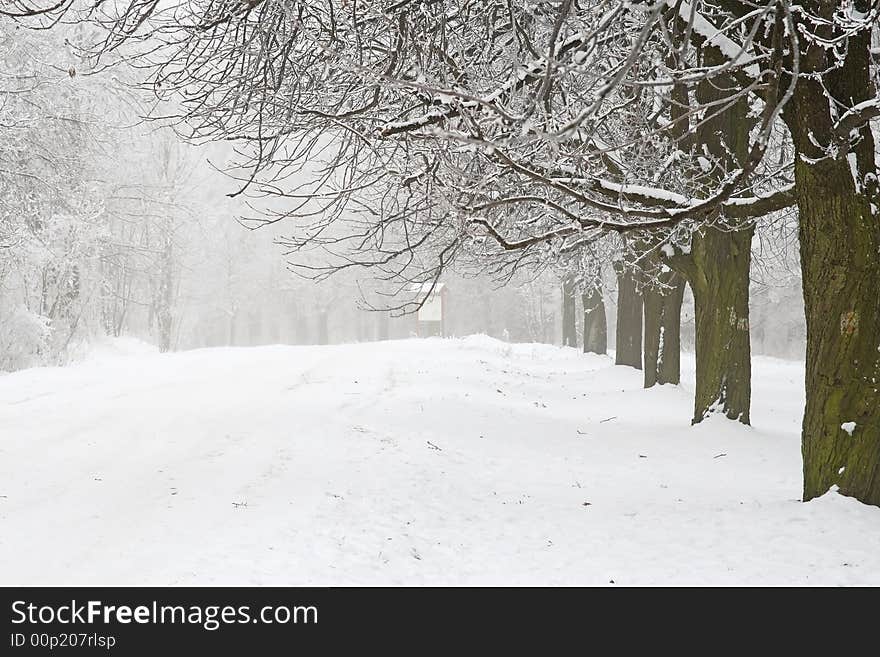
670,50,756,423
582,284,607,355
615,265,642,369
797,157,880,505
688,226,754,424
561,277,577,347
643,270,685,388
784,21,880,505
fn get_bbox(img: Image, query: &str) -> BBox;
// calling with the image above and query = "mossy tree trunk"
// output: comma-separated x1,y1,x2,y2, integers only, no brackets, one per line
669,53,756,424
796,156,880,504
643,269,685,388
561,276,577,348
782,13,880,505
688,226,754,424
615,265,642,369
582,283,607,355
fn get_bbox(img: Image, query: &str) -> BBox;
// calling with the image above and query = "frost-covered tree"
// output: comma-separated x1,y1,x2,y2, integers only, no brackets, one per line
0,22,106,367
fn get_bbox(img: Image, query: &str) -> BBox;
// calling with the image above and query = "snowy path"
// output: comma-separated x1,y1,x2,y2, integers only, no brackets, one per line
1,337,878,585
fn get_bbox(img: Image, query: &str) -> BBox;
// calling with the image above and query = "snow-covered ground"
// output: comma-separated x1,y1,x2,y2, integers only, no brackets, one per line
1,336,878,586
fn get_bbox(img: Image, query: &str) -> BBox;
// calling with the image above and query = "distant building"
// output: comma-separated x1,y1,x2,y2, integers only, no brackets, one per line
411,282,449,337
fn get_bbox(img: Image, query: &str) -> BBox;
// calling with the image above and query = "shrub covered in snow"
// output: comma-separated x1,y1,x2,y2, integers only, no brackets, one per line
0,307,51,372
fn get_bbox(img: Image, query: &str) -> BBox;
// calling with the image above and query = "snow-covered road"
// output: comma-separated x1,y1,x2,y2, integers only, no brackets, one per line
1,336,878,585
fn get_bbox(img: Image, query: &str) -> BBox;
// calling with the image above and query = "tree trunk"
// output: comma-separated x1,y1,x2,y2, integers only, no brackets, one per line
561,277,577,347
228,311,237,346
643,271,685,388
294,314,308,345
582,284,607,355
156,238,174,353
784,26,880,505
660,277,684,385
643,290,662,386
687,226,754,424
615,266,642,369
671,50,755,423
797,158,880,504
377,312,389,341
317,308,329,345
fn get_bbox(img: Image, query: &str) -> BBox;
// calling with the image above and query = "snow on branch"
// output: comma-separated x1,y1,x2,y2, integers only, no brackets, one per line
833,98,880,138
380,31,588,138
669,0,763,79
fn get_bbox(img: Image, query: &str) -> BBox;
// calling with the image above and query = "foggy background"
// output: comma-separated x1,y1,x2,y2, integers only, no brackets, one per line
0,21,806,373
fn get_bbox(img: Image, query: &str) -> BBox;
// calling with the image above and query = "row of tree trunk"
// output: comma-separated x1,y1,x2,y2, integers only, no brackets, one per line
562,233,753,429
